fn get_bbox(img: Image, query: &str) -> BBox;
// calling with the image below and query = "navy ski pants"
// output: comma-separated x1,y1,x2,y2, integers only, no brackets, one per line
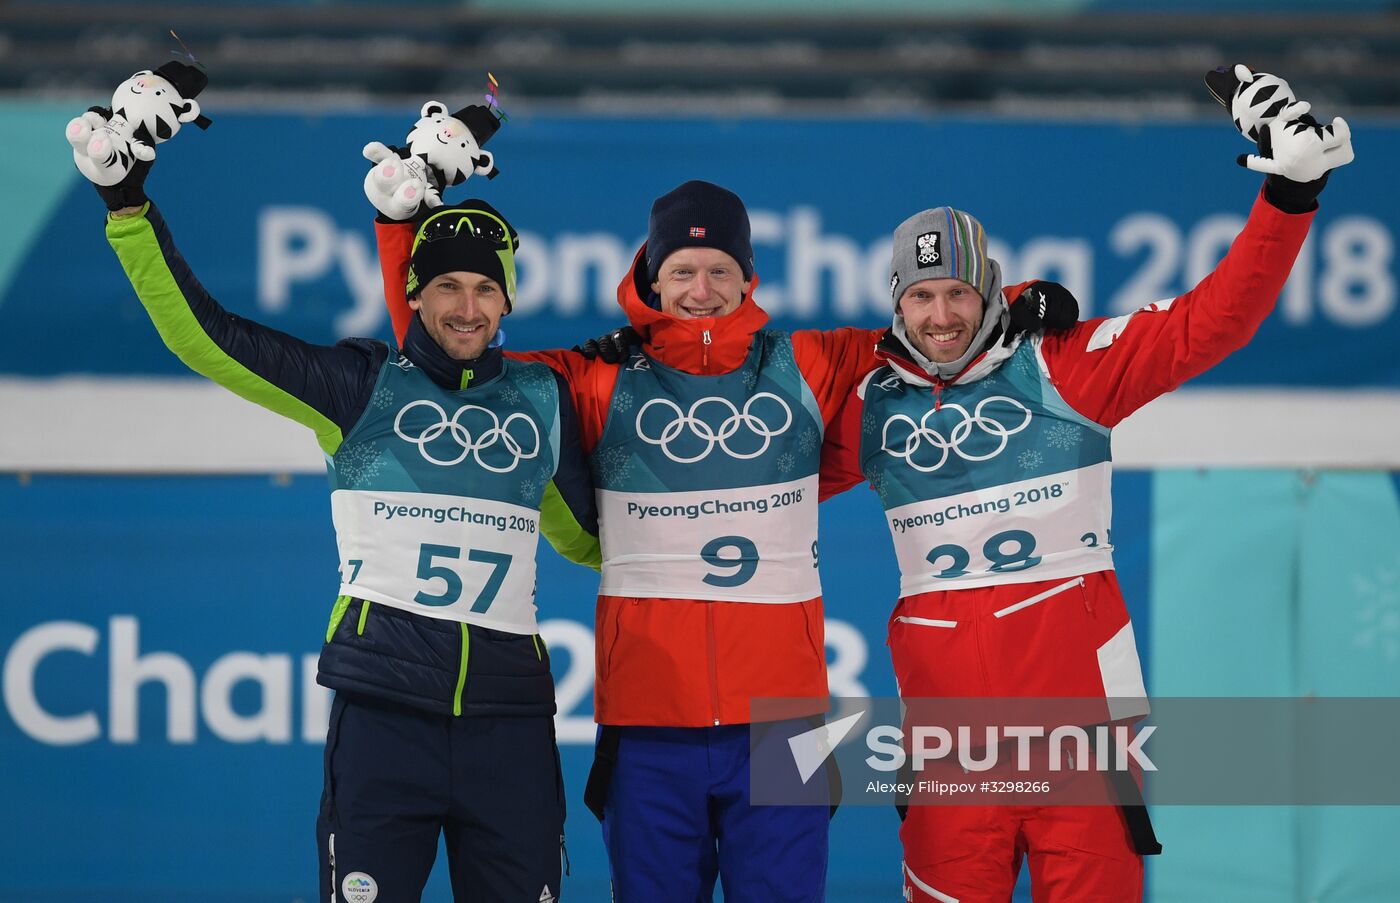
316,692,565,903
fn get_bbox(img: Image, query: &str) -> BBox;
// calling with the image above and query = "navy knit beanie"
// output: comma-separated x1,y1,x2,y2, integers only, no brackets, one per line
646,180,754,282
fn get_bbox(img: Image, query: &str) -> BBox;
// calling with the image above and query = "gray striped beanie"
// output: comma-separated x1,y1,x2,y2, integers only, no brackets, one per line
889,207,996,305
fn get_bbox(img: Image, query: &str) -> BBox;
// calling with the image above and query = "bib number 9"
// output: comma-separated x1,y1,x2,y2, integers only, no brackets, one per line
414,543,514,612
701,535,760,587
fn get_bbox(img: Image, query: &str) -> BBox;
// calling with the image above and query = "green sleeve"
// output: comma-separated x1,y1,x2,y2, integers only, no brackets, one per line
106,203,383,456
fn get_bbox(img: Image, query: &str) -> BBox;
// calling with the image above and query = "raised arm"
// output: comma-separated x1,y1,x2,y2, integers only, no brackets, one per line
1043,186,1313,428
109,202,384,456
376,216,418,347
1041,63,1354,429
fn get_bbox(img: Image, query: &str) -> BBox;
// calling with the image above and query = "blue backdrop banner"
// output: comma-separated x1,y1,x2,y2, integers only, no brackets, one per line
2,105,1396,387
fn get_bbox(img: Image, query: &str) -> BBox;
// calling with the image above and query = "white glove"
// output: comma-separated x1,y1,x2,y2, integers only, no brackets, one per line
361,141,443,221
1243,101,1355,183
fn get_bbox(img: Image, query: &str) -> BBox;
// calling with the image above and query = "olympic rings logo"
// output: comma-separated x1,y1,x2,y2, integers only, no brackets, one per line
881,396,1032,472
636,393,793,463
393,400,541,471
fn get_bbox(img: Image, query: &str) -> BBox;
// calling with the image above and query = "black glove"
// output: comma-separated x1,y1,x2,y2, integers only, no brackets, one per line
1006,281,1079,343
1262,169,1328,215
85,107,152,212
573,326,641,364
95,158,152,211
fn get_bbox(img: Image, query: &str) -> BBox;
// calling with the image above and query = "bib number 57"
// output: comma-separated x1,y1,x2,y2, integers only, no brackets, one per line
415,543,513,612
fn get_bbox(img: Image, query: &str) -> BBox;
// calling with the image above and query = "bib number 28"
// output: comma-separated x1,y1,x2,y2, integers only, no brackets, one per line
415,543,513,611
926,529,1042,578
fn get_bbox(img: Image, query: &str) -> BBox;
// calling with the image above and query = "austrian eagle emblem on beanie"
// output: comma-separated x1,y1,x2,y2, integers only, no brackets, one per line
916,231,942,268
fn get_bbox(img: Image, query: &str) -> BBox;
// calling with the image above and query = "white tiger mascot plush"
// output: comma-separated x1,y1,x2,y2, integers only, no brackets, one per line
1207,64,1298,145
65,61,211,187
363,101,502,221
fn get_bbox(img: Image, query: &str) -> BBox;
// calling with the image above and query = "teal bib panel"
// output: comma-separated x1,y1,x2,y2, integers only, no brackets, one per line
327,354,561,632
592,331,825,602
859,340,1115,593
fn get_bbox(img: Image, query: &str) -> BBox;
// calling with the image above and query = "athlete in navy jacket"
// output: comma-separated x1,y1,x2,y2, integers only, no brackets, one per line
93,142,597,901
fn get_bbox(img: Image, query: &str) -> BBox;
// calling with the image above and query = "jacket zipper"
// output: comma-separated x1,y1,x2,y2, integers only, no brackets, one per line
706,602,721,725
932,379,945,412
329,833,338,902
702,328,712,370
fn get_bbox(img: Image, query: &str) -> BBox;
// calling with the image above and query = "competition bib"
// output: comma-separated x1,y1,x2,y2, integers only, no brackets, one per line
885,463,1113,595
597,477,819,602
861,341,1116,593
326,354,561,632
593,332,824,603
331,489,542,632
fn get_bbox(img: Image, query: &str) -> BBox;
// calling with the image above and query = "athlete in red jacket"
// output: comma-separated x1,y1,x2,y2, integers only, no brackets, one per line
818,79,1350,901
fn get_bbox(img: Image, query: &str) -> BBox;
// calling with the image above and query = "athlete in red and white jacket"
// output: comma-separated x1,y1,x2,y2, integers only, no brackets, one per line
818,74,1350,902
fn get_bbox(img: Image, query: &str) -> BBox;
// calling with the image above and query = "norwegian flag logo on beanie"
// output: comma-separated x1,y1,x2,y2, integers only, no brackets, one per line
689,226,707,238
916,231,942,268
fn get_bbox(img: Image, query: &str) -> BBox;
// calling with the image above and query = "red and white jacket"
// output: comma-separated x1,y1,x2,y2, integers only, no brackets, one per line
819,188,1314,713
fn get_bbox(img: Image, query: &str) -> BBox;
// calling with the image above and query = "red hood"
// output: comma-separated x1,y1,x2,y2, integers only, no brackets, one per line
616,244,770,375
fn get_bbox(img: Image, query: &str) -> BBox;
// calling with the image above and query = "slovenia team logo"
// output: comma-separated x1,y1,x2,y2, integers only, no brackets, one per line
341,872,378,903
393,400,541,471
881,396,1031,472
636,393,793,463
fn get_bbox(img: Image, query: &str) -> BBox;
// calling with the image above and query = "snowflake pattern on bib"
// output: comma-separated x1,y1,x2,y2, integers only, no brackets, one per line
337,443,387,488
611,388,635,414
1045,421,1084,450
370,385,396,411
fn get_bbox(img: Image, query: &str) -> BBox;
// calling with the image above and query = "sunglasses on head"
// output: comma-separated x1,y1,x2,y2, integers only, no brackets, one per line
413,208,516,252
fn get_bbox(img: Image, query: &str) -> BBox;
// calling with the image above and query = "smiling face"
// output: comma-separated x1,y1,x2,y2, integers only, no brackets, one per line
126,71,175,98
409,271,508,361
898,277,986,363
433,118,478,152
650,247,746,320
